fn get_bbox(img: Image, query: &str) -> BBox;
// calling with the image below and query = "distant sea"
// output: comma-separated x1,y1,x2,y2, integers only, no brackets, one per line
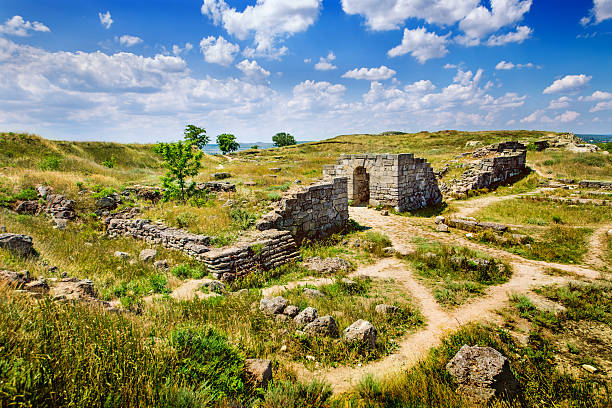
576,134,611,143
201,141,311,154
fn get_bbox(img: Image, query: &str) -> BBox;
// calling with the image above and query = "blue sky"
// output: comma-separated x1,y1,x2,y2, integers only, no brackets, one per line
0,0,611,143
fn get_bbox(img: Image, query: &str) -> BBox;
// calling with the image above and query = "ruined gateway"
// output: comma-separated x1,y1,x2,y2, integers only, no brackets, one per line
323,153,443,212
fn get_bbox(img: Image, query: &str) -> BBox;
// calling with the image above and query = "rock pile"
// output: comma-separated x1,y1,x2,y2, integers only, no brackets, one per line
123,185,163,202
578,180,612,190
445,217,509,233
195,181,236,192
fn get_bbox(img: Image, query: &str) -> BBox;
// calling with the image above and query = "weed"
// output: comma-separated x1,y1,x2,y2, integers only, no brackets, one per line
171,264,206,279
39,155,62,171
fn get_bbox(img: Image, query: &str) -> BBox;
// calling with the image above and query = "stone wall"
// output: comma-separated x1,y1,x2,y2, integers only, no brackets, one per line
202,229,299,281
256,177,349,241
578,180,612,190
105,218,211,259
322,154,442,212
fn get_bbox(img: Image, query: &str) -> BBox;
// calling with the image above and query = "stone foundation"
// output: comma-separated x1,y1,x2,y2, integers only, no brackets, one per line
256,177,349,241
322,154,442,212
578,180,612,190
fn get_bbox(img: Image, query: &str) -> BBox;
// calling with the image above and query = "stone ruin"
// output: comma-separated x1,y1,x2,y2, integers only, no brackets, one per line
441,142,527,197
322,154,442,212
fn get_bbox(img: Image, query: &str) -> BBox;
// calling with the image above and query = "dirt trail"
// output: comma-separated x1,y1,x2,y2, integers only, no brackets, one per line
449,188,542,219
586,224,611,270
286,206,601,393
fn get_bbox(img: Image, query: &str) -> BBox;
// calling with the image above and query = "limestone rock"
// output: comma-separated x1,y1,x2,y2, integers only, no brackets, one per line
446,345,520,404
375,304,400,315
383,247,396,256
154,259,168,269
213,172,231,180
95,193,121,212
139,249,157,262
24,278,49,294
435,216,445,224
304,315,338,337
114,251,130,259
259,296,288,315
0,269,32,288
245,358,272,388
303,256,351,274
303,288,324,298
37,185,52,199
343,319,377,347
50,278,97,301
294,307,318,327
15,200,39,214
283,305,300,317
0,234,36,257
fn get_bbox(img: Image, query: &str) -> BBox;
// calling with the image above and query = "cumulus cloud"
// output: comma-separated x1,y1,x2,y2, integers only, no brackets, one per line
543,74,592,94
495,60,536,70
118,35,143,47
548,96,571,109
459,0,532,42
342,66,396,81
0,15,50,36
388,27,449,63
590,100,612,112
485,25,532,46
288,80,346,112
200,36,240,66
236,59,270,81
555,110,580,122
581,0,612,25
404,79,436,93
201,0,321,58
172,43,193,56
98,11,113,29
581,90,612,101
314,51,337,71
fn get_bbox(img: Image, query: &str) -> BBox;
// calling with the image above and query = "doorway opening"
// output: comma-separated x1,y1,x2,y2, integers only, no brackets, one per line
353,166,370,205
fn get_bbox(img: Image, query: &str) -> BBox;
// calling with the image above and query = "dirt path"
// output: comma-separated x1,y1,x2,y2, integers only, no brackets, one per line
586,224,611,270
450,188,543,219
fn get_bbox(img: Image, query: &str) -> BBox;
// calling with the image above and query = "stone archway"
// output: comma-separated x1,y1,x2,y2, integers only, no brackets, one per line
353,166,370,205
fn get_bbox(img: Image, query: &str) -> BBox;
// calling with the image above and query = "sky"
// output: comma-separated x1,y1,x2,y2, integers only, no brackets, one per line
0,1,611,143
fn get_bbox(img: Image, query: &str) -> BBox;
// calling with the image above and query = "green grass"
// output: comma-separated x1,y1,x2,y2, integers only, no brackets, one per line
529,150,612,181
406,241,511,307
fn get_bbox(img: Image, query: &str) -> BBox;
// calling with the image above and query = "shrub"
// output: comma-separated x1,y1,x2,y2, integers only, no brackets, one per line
101,155,116,168
13,187,37,201
267,192,283,201
149,273,170,294
361,231,392,256
262,380,332,408
39,155,62,171
176,212,197,228
171,264,206,279
543,159,555,166
230,208,257,230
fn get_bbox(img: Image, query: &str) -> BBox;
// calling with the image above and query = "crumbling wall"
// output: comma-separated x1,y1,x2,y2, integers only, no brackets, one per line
256,177,349,241
397,154,443,211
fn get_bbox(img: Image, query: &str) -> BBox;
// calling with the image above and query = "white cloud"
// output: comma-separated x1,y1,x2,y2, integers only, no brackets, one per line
172,43,193,56
443,63,458,69
314,51,337,71
342,65,396,81
520,109,543,123
118,35,143,47
495,60,536,70
98,11,113,29
404,79,436,93
388,27,449,63
288,80,346,112
201,0,321,58
590,100,612,112
486,25,532,46
236,59,270,81
555,110,580,122
548,96,571,109
581,0,612,25
0,15,50,36
303,58,312,63
341,0,480,30
459,0,532,42
543,74,592,94
200,36,240,66
581,90,612,101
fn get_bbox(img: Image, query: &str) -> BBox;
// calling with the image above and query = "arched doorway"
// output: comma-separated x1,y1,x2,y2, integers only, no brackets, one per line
353,166,370,205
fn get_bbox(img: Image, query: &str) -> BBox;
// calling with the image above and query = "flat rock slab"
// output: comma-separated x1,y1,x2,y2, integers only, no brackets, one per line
245,359,272,388
0,234,36,257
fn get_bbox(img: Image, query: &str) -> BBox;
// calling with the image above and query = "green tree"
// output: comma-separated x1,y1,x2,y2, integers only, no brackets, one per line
216,133,240,154
272,132,296,147
153,125,207,202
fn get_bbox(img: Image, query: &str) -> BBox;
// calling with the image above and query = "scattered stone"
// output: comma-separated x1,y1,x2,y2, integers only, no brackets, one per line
244,181,257,186
343,319,377,347
304,315,339,337
123,185,163,202
54,218,69,230
50,278,97,301
340,278,357,291
434,216,445,224
303,288,324,298
196,181,236,192
114,251,130,259
0,233,36,257
447,218,508,233
95,193,121,212
383,247,396,256
375,304,400,315
154,259,168,269
294,307,318,327
15,200,39,215
245,358,273,388
381,210,389,216
37,185,52,199
579,180,612,190
465,140,483,148
203,280,226,294
259,296,288,315
44,194,76,222
302,256,351,274
582,364,597,373
213,172,231,180
437,223,450,233
283,305,300,317
446,345,520,404
294,179,302,184
24,278,49,294
269,167,281,172
139,249,157,262
0,269,31,288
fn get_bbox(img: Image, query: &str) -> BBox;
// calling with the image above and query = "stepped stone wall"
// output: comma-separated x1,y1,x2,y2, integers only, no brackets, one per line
256,177,349,241
322,154,442,212
202,229,299,281
105,218,211,259
578,180,612,190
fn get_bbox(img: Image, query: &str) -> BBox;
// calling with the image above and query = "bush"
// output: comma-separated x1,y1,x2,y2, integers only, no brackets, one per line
262,380,332,408
230,208,257,230
361,231,392,256
39,155,62,171
267,192,283,201
101,155,116,168
176,212,197,228
171,264,206,279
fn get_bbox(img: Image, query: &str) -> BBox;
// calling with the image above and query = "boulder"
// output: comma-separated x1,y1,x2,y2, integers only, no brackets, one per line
259,296,288,315
304,315,338,337
95,194,121,211
15,200,39,215
50,278,97,301
302,256,351,274
139,249,157,262
0,270,32,288
383,247,396,256
114,251,130,259
213,172,231,180
434,216,445,224
375,304,400,315
24,278,49,294
446,345,520,404
294,307,318,327
343,319,377,347
37,185,53,198
0,234,36,257
437,223,450,233
154,259,168,269
303,288,324,298
245,358,272,388
283,305,300,317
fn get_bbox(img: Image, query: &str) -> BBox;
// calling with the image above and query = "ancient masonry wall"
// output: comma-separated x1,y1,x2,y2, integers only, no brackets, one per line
322,154,442,212
466,151,527,191
578,180,612,190
256,177,349,241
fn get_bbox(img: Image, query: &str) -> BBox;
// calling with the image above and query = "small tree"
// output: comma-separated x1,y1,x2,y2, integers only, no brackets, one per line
272,132,296,147
153,125,207,202
217,133,240,154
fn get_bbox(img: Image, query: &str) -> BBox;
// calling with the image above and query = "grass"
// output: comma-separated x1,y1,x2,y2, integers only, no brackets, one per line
529,150,612,181
406,240,511,307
